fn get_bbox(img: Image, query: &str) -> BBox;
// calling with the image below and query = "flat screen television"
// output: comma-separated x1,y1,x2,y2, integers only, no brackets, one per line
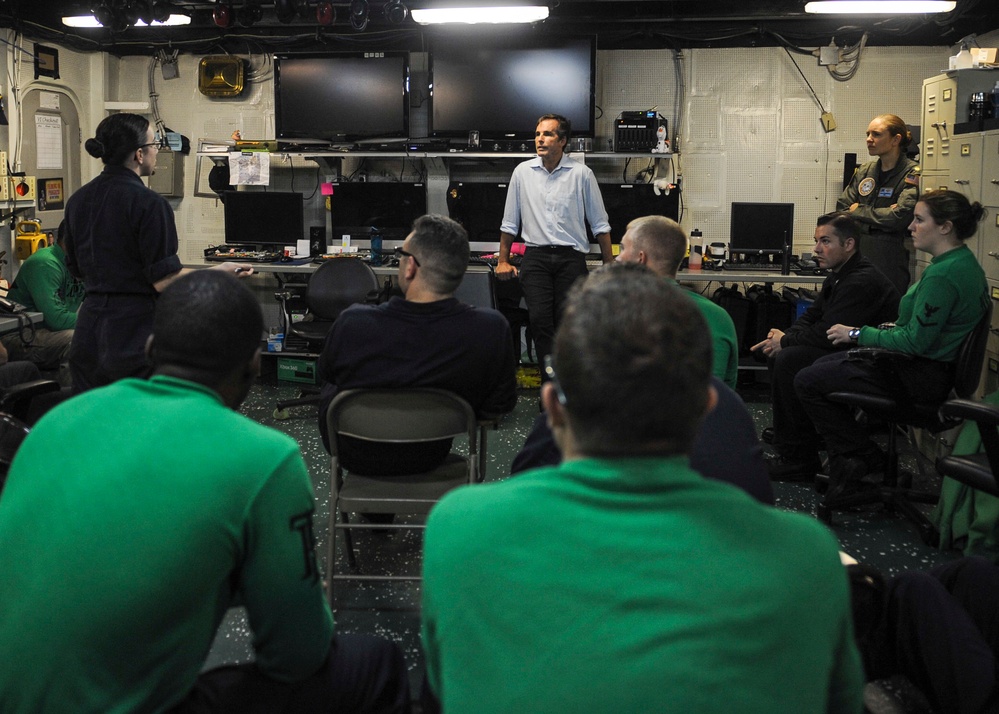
729,202,795,256
429,36,595,141
274,53,410,144
329,182,427,248
223,191,304,246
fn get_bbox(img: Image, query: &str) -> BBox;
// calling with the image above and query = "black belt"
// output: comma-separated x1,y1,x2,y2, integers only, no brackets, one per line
86,292,156,298
524,245,583,252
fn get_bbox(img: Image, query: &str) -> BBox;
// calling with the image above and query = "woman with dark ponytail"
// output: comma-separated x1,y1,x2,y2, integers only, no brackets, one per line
798,189,989,499
64,113,250,393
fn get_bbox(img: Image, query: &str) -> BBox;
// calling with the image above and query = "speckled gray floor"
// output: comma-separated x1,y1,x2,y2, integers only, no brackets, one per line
206,370,960,712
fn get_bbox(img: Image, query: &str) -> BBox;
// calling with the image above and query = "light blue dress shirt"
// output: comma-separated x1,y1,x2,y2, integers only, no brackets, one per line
500,154,611,254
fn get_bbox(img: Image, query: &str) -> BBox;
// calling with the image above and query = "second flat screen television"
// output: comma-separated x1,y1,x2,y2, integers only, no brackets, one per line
430,36,595,141
274,53,410,143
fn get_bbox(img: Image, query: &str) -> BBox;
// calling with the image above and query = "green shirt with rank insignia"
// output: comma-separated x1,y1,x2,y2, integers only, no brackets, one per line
857,243,988,362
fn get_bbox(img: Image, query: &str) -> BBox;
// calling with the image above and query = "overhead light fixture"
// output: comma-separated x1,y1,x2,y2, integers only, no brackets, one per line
350,0,369,30
213,0,233,27
411,3,548,24
62,13,190,27
237,0,263,26
316,0,336,24
804,1,955,13
384,0,409,24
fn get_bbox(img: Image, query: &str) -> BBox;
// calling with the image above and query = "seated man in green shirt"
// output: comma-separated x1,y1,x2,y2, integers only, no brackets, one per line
2,222,83,382
0,271,410,714
617,214,739,387
421,262,863,714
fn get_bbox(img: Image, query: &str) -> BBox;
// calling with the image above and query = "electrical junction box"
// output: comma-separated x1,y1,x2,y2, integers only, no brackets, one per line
1,175,36,202
148,149,184,197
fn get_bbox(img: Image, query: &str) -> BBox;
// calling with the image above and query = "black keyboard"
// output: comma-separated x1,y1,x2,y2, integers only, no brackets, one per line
205,250,282,263
722,262,782,272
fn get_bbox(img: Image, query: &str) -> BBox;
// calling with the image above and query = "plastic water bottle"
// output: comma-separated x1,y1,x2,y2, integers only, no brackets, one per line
369,231,382,266
689,229,703,270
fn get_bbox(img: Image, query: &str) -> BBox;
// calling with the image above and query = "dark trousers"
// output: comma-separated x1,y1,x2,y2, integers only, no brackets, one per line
769,344,835,459
859,233,911,297
794,350,952,458
865,557,999,714
171,634,411,714
519,246,589,365
70,294,156,394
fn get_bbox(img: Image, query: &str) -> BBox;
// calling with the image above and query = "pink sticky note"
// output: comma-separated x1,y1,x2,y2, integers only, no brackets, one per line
321,183,335,196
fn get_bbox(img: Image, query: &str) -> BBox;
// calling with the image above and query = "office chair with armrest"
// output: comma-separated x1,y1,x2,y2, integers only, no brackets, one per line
452,265,497,309
324,388,480,603
0,379,62,424
818,304,993,544
273,259,381,418
0,412,31,495
935,398,999,498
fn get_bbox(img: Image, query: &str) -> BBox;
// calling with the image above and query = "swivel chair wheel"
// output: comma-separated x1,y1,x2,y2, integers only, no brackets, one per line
273,408,291,420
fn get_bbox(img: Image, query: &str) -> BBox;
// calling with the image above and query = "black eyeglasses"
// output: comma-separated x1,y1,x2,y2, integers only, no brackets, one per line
394,247,421,267
138,137,168,151
543,355,568,407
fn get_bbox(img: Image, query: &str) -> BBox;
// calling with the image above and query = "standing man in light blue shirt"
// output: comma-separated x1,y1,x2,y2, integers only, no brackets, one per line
495,113,613,366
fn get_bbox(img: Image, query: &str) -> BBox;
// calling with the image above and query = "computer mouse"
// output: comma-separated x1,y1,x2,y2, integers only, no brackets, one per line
279,255,292,263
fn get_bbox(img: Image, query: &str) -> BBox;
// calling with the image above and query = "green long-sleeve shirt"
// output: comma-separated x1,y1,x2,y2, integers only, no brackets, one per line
668,279,739,388
858,243,988,361
7,243,83,331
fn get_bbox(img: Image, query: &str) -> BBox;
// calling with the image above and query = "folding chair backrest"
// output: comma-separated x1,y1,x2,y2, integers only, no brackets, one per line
329,388,477,447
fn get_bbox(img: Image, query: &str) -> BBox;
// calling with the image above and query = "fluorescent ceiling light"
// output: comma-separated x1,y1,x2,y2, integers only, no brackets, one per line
804,1,955,13
411,5,549,24
62,14,191,28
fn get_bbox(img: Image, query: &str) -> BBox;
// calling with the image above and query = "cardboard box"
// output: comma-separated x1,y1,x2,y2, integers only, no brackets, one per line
976,48,997,65
277,357,317,384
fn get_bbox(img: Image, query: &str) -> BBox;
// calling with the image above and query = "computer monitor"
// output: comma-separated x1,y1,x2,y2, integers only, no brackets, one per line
729,202,795,256
429,36,595,142
223,191,304,247
328,182,427,249
274,53,410,144
599,183,680,243
446,181,519,252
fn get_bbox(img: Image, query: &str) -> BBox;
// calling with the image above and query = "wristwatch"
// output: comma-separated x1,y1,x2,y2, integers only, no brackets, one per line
848,327,861,342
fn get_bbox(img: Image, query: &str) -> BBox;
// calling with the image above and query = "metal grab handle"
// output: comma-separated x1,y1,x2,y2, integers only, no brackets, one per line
955,179,971,185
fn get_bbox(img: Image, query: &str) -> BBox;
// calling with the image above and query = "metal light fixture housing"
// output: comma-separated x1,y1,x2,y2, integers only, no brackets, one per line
212,0,233,27
384,0,409,24
350,0,369,29
316,1,335,24
410,0,549,24
804,1,956,12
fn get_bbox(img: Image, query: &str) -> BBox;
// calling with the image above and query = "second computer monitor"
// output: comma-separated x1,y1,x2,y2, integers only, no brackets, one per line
729,202,794,256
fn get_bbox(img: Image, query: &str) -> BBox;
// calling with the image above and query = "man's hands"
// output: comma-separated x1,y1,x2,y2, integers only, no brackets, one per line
495,261,518,281
827,324,855,346
751,329,785,357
